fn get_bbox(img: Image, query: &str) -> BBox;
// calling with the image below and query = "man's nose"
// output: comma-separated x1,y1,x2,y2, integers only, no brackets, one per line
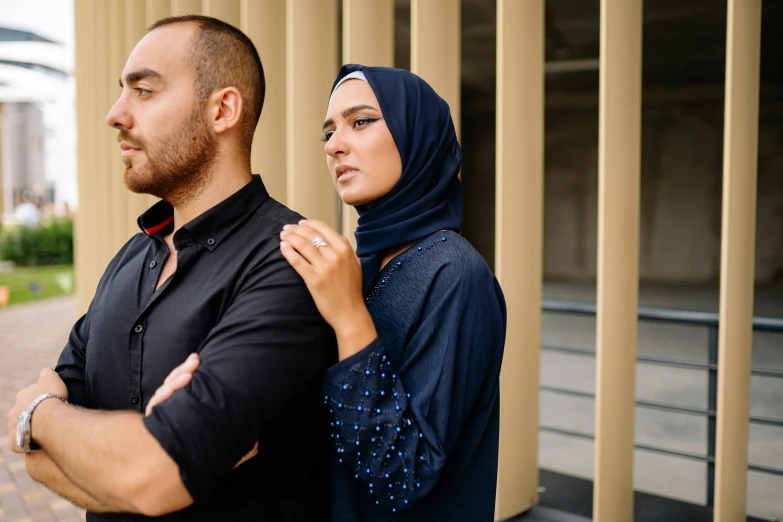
105,95,131,129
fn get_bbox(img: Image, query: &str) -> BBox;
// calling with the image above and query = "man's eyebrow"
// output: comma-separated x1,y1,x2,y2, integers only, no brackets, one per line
322,104,380,130
119,68,163,88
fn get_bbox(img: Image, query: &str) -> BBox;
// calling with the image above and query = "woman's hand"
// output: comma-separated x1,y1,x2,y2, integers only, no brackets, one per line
279,220,377,359
145,353,200,416
145,354,258,469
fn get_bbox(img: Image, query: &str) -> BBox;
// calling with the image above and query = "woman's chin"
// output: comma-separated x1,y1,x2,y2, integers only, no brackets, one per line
339,190,372,208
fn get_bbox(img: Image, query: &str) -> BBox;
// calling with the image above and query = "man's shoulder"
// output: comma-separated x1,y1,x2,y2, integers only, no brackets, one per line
255,197,307,230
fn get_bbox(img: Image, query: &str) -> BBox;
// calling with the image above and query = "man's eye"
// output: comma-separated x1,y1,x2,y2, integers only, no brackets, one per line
136,88,150,96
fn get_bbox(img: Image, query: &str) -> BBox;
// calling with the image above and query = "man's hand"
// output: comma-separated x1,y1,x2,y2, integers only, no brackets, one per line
145,354,258,468
7,369,68,453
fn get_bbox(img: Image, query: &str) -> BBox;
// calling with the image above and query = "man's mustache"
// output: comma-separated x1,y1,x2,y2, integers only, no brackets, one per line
117,132,144,150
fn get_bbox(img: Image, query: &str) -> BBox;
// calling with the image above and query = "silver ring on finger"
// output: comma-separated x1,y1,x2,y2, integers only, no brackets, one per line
313,236,329,249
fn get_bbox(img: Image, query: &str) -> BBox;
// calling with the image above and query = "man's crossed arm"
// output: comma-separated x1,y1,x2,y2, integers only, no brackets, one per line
8,255,331,517
7,369,193,516
12,363,257,516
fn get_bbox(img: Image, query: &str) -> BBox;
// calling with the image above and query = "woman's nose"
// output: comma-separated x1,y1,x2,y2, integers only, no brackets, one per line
325,130,348,157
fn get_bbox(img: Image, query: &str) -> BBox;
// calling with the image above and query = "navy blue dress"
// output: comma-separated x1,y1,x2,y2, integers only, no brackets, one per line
324,230,506,521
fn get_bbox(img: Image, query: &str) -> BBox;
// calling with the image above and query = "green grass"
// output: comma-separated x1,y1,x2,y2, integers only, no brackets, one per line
0,265,75,307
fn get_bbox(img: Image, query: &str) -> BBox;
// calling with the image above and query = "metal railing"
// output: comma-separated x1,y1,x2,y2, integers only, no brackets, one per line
539,299,783,507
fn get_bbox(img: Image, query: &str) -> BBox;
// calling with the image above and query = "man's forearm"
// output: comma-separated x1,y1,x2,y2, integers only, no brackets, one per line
26,452,118,513
31,400,191,516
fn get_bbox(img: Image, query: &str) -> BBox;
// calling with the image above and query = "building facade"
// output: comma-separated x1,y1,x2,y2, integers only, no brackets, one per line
71,1,778,521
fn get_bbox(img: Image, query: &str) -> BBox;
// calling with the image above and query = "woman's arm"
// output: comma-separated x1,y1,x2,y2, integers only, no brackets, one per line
278,220,377,361
322,262,505,511
278,220,506,511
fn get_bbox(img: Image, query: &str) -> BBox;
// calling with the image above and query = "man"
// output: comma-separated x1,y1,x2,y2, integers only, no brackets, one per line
14,191,41,228
6,16,335,521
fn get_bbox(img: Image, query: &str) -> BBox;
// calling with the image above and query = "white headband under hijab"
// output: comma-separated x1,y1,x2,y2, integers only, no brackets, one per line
330,71,368,99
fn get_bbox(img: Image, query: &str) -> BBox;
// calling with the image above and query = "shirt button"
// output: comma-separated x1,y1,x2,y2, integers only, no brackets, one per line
207,238,215,246
134,324,144,333
131,395,139,405
149,261,157,269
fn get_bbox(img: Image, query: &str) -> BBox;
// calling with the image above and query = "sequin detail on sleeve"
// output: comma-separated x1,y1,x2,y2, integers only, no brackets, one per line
325,349,426,511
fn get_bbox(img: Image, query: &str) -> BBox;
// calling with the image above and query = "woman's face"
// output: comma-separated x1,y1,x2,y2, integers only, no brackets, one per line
323,80,402,206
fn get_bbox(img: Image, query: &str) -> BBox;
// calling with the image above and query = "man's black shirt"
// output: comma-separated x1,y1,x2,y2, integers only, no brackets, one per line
56,175,336,521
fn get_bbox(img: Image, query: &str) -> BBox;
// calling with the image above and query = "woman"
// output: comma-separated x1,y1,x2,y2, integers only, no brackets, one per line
279,64,506,521
151,65,506,521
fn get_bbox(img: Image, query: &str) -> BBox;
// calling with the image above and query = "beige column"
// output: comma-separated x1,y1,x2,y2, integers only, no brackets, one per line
494,0,544,519
93,2,117,285
145,0,171,24
202,0,240,26
74,0,106,312
170,0,200,16
713,1,762,521
410,0,460,137
0,106,5,216
286,0,338,226
241,0,287,203
340,0,394,244
593,1,643,521
106,0,129,253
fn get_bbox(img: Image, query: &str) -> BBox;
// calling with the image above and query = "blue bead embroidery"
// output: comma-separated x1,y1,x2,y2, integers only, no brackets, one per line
364,235,450,305
326,348,426,510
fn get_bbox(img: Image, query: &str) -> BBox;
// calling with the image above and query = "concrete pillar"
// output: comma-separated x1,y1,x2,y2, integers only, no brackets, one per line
410,0,460,137
593,0,643,520
241,0,287,203
0,105,5,216
340,0,394,244
202,0,240,27
170,0,200,16
145,0,171,24
713,1,762,520
286,0,338,226
494,0,544,519
74,0,104,312
106,0,129,253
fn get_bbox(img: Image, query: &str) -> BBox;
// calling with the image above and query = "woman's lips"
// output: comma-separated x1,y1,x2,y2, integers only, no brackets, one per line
336,165,358,182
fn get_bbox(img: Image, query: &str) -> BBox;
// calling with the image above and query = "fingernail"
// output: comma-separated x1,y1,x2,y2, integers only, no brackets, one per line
283,224,292,231
280,241,288,248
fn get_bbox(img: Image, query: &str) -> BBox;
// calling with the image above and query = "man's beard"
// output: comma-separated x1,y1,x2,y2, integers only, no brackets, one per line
120,104,218,207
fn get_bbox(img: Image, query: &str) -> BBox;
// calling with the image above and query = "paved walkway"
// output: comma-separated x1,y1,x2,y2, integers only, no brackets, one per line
0,296,85,522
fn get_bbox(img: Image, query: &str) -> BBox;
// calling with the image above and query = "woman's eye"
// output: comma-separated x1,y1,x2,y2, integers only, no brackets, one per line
354,118,376,128
321,131,334,142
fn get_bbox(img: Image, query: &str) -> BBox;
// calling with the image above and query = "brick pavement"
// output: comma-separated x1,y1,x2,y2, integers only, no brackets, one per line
0,296,85,522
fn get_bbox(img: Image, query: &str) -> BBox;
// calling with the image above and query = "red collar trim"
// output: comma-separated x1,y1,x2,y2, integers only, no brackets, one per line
144,215,174,236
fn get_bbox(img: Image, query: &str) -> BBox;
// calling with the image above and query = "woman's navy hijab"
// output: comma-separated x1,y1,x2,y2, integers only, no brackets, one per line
329,64,463,296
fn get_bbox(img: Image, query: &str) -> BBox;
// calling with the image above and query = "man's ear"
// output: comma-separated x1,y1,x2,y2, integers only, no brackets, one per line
210,87,243,135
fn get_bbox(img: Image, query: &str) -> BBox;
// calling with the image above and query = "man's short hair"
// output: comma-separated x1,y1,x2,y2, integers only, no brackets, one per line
148,15,265,154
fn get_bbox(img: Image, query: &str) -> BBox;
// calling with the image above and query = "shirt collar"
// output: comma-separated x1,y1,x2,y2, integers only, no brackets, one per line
137,174,270,251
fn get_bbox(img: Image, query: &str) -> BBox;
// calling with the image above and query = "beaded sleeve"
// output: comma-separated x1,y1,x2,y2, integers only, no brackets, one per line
324,340,427,512
324,243,507,513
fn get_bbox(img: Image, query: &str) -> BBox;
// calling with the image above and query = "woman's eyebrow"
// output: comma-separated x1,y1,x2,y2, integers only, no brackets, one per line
322,104,380,131
341,104,378,118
